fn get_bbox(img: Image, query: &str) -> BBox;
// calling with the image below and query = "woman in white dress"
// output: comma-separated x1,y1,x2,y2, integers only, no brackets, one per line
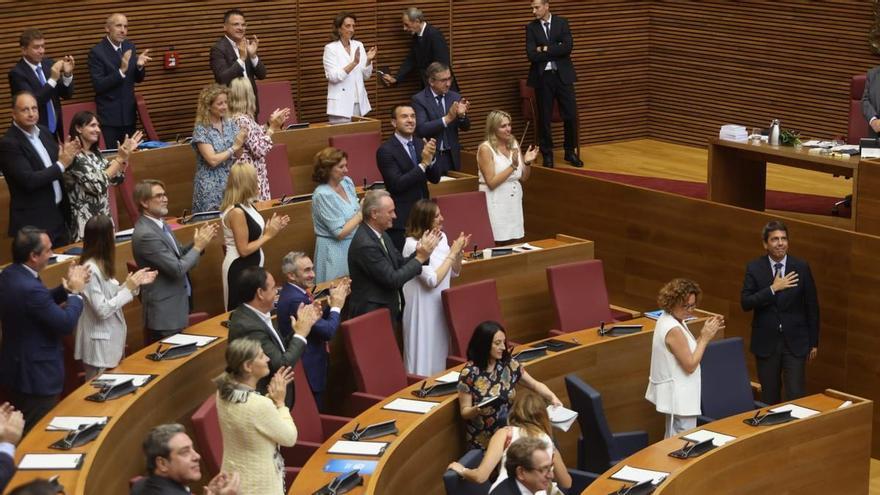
646,278,725,438
401,199,469,376
447,390,572,494
76,214,156,380
477,110,538,243
220,162,289,311
323,12,377,124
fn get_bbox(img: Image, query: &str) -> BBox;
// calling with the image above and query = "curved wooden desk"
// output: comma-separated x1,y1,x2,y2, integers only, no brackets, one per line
583,389,872,494
287,314,717,495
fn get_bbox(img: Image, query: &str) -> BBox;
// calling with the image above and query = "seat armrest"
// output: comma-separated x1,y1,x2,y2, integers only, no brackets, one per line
568,468,599,494
612,430,649,458
281,441,319,467
549,329,565,337
609,304,641,320
406,373,427,385
696,414,714,426
349,391,384,415
320,414,354,438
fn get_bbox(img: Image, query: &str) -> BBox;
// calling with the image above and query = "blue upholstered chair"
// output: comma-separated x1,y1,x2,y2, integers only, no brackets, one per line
698,337,766,425
564,374,648,473
443,449,490,495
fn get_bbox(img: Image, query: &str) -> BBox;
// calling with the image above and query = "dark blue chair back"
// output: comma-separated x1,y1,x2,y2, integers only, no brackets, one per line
565,375,615,473
700,337,759,419
443,449,490,495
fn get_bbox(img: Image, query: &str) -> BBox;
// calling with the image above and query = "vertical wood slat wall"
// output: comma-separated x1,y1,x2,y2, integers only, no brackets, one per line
0,1,874,152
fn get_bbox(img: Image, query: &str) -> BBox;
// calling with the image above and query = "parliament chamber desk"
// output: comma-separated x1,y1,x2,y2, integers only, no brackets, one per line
707,138,880,235
288,313,718,495
583,390,872,495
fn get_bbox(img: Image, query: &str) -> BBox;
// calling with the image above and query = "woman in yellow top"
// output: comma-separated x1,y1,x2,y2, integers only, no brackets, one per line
214,338,297,495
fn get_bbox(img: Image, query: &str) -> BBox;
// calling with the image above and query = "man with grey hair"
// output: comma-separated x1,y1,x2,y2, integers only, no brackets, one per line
413,62,470,174
382,7,457,91
131,423,240,495
490,437,555,495
346,190,439,334
277,251,349,409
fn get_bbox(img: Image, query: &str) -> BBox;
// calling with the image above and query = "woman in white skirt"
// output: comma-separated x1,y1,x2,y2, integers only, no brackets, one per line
646,278,724,438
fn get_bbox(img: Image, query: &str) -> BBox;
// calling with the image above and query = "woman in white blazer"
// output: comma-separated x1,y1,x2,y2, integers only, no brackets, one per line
75,215,156,380
323,12,377,124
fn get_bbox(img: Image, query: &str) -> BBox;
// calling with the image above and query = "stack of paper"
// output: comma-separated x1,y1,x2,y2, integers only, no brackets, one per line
92,373,153,387
434,371,460,384
18,453,83,470
47,416,108,431
382,398,439,414
161,333,218,347
769,403,819,419
327,440,387,456
719,124,748,142
610,465,668,484
547,405,578,432
682,429,736,447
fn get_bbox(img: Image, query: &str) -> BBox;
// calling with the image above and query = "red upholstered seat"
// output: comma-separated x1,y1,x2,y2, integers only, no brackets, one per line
135,93,159,141
849,74,869,145
435,191,495,251
341,309,425,411
441,279,505,367
191,395,223,475
266,143,294,198
519,78,562,145
61,333,84,398
117,162,140,224
108,183,119,227
256,80,298,126
61,101,105,148
329,132,383,186
547,260,624,334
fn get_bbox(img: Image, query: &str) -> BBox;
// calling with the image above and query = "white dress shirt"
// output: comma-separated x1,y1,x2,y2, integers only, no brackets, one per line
243,303,306,349
12,121,63,204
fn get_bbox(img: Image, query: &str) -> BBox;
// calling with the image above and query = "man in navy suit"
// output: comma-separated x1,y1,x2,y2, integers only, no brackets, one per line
0,403,24,494
88,13,151,150
1,92,80,246
0,227,90,431
376,104,441,250
277,252,350,410
7,29,75,139
210,9,267,115
741,220,820,404
526,0,582,168
383,8,457,91
489,437,555,495
412,62,470,175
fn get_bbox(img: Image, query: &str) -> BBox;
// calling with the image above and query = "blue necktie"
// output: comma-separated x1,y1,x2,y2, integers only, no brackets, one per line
34,65,57,133
773,262,783,278
435,95,449,151
163,222,192,297
406,140,419,167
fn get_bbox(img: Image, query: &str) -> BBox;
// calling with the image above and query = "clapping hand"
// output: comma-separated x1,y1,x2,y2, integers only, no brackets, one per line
63,263,92,295
292,302,322,339
415,228,442,261
699,315,724,342
246,36,259,58
62,55,75,75
457,98,470,116
193,222,219,251
58,136,82,168
450,233,472,258
366,45,378,62
136,49,152,68
233,127,248,154
264,213,290,238
50,59,64,81
523,145,538,165
120,49,132,72
268,108,291,131
117,130,145,162
205,471,241,495
0,403,24,445
267,366,295,407
420,138,437,165
124,268,158,291
329,278,351,308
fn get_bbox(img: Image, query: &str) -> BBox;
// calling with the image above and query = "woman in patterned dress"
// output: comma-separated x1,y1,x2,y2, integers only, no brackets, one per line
227,77,291,201
63,110,142,242
191,83,248,213
310,147,362,283
457,321,562,450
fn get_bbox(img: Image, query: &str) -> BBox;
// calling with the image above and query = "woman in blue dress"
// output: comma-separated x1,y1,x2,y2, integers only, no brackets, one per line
191,83,247,213
311,147,362,282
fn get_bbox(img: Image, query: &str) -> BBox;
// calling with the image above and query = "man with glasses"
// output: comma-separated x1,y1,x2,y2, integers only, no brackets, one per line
412,62,470,175
132,179,218,343
210,8,267,114
489,437,555,495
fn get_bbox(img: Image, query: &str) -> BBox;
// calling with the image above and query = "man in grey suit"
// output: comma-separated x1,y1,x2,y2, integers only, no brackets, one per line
228,266,321,407
132,179,218,343
862,65,880,137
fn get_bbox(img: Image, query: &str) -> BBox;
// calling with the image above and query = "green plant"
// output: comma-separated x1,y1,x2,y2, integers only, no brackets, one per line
780,128,802,146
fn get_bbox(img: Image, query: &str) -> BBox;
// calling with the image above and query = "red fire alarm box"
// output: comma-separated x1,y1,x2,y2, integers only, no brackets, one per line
164,47,179,70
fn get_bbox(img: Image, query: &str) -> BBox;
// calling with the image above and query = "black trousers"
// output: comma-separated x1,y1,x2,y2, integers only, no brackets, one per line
755,338,806,404
10,389,59,434
534,71,578,154
102,124,136,151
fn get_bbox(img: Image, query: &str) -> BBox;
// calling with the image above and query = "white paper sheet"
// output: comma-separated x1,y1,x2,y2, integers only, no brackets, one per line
382,398,439,414
547,405,578,432
115,227,135,237
18,453,83,470
50,254,77,263
838,400,853,409
769,403,820,419
327,440,388,456
46,416,108,431
513,242,543,253
160,333,218,347
439,175,455,182
93,373,152,387
682,429,736,447
610,465,669,484
434,371,460,384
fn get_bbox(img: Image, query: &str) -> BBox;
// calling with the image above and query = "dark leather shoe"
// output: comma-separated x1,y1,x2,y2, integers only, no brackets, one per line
564,150,584,167
542,153,554,168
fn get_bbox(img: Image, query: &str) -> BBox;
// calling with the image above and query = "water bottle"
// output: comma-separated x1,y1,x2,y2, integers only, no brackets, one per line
769,119,780,146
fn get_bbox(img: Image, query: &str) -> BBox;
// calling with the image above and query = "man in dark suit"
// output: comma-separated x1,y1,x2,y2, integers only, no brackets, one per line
278,252,350,410
8,29,75,139
1,91,80,246
0,403,24,494
0,227,89,430
862,65,880,137
383,7,458,91
210,9,267,115
741,220,819,404
489,437,555,495
526,0,582,168
413,62,470,175
131,179,217,342
377,104,441,250
228,266,321,408
346,190,439,326
88,13,151,150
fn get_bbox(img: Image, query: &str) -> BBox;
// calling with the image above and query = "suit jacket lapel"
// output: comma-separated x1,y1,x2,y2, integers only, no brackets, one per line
145,217,181,258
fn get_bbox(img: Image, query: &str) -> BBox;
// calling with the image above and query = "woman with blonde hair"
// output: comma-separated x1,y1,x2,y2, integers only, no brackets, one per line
228,76,291,201
646,278,725,438
214,338,297,495
477,110,538,244
447,390,572,493
311,146,361,282
220,162,289,310
192,83,248,213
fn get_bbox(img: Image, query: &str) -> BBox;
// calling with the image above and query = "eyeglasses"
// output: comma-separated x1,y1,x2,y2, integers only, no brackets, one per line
683,302,697,310
150,192,168,199
526,464,554,475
